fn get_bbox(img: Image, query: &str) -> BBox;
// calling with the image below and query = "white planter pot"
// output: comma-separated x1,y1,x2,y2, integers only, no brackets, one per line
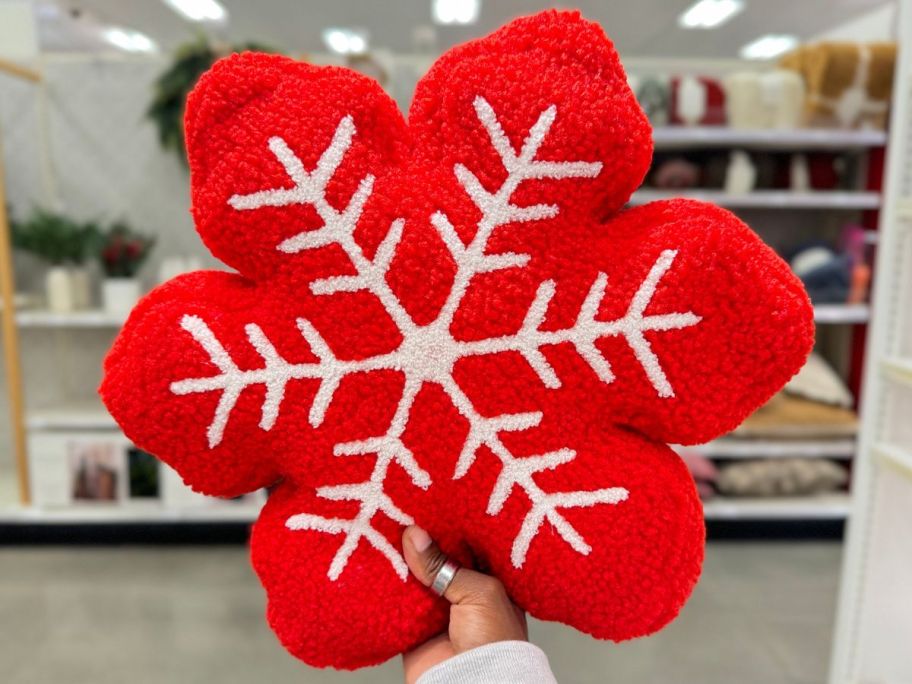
724,150,757,195
724,72,766,129
45,266,75,313
790,154,811,192
69,266,92,310
677,76,707,126
102,278,141,319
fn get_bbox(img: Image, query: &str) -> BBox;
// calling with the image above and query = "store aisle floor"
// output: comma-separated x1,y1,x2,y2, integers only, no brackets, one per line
0,542,840,684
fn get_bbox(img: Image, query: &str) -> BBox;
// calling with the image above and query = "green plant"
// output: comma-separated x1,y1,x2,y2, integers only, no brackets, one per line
98,222,155,278
128,448,160,498
147,36,280,164
11,209,100,265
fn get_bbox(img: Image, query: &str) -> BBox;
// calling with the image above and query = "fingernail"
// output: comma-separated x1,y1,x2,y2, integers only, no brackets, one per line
409,526,432,552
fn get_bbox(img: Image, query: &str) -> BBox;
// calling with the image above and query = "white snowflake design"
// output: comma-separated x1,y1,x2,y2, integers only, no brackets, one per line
169,96,702,580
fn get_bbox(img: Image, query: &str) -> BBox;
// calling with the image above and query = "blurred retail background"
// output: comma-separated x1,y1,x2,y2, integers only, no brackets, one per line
0,1,910,682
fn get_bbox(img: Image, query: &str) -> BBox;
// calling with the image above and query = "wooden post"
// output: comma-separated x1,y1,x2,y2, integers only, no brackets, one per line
0,58,40,505
0,58,40,84
0,134,29,504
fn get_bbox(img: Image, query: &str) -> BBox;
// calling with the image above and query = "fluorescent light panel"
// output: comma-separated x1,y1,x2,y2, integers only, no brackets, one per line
740,34,799,60
103,27,158,53
161,0,227,23
679,0,744,29
433,0,480,25
322,28,369,55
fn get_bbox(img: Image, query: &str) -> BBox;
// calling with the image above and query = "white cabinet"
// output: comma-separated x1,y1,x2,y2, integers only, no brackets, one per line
830,2,912,679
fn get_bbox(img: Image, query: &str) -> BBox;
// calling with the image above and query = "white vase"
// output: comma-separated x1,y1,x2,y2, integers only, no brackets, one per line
102,278,141,319
677,76,706,126
69,266,92,310
45,266,75,313
790,154,811,192
724,150,757,195
724,72,765,129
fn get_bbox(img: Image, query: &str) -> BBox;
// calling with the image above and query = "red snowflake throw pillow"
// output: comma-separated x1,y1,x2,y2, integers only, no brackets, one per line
101,9,814,670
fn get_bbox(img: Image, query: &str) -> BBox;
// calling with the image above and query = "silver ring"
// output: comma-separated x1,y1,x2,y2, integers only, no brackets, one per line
431,558,460,596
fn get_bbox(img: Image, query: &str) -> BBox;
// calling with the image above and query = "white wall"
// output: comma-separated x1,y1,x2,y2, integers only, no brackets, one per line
813,2,899,42
0,54,219,504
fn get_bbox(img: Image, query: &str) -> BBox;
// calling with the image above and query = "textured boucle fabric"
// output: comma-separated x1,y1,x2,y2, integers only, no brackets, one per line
100,9,814,670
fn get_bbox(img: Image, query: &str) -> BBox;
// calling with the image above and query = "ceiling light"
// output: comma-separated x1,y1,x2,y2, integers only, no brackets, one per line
322,28,369,55
740,34,799,60
161,0,227,23
433,0,480,25
679,0,744,29
346,34,367,54
103,27,158,53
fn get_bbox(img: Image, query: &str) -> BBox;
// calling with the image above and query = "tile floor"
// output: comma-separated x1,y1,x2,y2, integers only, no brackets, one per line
0,542,841,683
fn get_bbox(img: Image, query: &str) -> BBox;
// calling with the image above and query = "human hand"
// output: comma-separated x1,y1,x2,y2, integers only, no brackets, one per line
401,526,528,684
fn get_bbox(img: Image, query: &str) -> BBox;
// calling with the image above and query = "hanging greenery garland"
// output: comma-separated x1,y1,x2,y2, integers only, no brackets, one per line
147,36,280,164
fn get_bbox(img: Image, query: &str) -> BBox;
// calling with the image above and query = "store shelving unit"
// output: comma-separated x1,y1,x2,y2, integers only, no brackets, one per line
11,303,865,330
830,4,912,677
0,502,263,524
882,355,912,383
681,438,856,460
814,304,870,324
629,189,881,210
652,126,887,150
642,118,886,525
0,60,889,534
871,442,912,476
15,309,124,327
703,493,851,521
25,399,115,430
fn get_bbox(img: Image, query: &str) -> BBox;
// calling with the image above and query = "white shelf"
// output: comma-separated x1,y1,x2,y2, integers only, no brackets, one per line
883,357,912,386
15,304,870,326
1,498,848,523
8,304,876,328
16,309,124,328
703,493,851,520
629,189,881,210
679,437,856,459
0,503,262,524
3,497,850,522
652,126,887,150
873,442,912,479
814,304,870,324
26,400,116,430
897,198,912,220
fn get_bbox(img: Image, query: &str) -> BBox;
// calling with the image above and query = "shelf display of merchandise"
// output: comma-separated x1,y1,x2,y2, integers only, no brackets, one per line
0,27,900,532
0,2,909,680
26,429,265,518
10,211,155,319
621,45,896,524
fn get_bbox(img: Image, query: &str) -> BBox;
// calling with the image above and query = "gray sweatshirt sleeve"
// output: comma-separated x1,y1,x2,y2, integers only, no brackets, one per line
416,641,558,684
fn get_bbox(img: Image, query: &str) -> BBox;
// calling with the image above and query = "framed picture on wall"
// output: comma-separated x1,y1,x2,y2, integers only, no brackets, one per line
67,440,126,503
29,430,263,513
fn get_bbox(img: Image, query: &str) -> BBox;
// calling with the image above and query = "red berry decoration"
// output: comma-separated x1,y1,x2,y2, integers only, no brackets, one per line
101,10,813,670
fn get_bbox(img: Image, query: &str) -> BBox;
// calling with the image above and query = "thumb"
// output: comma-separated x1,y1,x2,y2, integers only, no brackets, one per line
402,526,506,606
